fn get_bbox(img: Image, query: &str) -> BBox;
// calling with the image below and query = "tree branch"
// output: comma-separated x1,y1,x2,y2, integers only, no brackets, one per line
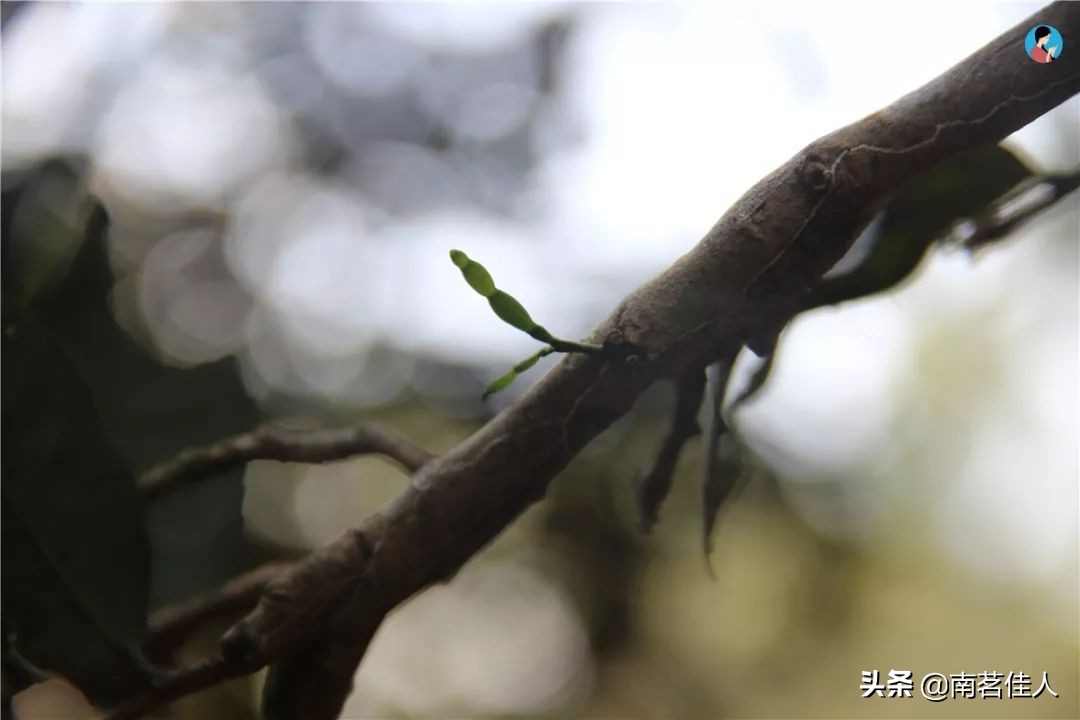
138,423,434,500
144,561,292,664
104,4,1080,718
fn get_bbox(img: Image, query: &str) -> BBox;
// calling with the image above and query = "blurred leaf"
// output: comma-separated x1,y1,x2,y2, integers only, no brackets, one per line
808,143,1034,309
636,369,705,533
16,186,264,607
702,358,741,563
736,145,1038,429
702,433,743,561
2,319,154,706
1,158,89,311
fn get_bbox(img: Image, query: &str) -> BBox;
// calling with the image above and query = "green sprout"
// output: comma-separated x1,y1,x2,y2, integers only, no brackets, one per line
449,249,602,399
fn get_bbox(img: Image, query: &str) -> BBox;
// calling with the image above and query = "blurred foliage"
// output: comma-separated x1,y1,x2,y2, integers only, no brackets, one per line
745,143,1039,421
2,317,152,706
809,144,1034,309
2,160,264,614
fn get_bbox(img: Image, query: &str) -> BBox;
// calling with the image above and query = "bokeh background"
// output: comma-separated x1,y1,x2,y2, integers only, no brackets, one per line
3,2,1077,718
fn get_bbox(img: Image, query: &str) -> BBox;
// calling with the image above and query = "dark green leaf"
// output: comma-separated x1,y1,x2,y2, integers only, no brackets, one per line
31,197,262,607
702,356,741,566
2,320,155,705
703,433,742,559
636,369,706,534
2,158,90,311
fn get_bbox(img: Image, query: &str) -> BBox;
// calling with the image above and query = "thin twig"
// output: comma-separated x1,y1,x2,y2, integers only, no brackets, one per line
144,561,292,664
138,423,434,500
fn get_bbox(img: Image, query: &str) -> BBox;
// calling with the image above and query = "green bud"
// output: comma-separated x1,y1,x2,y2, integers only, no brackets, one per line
488,290,537,333
449,249,469,268
450,249,497,297
462,262,495,297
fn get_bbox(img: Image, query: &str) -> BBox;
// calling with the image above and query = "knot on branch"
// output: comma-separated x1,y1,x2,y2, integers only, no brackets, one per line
798,152,836,191
220,528,377,667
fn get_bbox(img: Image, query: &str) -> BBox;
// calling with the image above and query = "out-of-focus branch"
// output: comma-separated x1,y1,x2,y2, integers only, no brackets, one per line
950,170,1080,251
717,166,1080,416
138,423,434,500
144,561,293,664
102,4,1080,719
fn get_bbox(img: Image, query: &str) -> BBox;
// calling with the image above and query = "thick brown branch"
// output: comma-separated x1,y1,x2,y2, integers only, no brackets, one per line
104,4,1080,718
138,423,434,500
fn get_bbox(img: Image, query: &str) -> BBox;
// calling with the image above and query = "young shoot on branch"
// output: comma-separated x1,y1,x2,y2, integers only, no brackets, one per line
449,249,603,398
